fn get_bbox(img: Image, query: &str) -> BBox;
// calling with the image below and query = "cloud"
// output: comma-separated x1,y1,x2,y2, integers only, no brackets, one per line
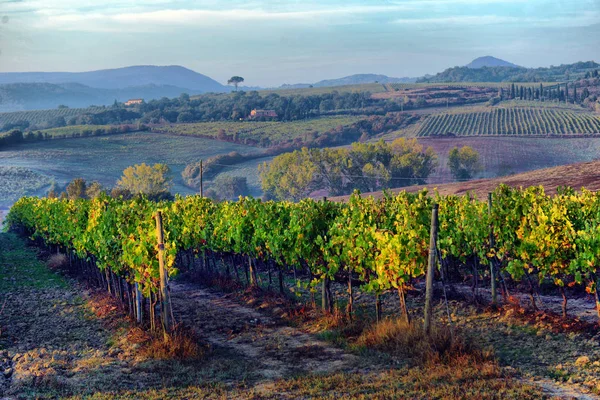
393,11,600,28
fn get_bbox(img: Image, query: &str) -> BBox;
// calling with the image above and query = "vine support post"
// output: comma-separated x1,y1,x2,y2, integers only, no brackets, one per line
200,160,204,198
488,193,498,306
321,196,331,313
155,211,171,340
135,282,143,324
424,203,439,336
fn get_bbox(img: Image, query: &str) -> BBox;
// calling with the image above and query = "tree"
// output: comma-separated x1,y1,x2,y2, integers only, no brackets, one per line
259,149,317,201
212,175,249,201
86,181,106,199
447,146,482,181
227,76,245,91
116,163,173,200
66,178,87,200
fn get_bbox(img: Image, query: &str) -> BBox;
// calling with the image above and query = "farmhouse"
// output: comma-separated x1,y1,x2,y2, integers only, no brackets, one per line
125,99,143,106
250,109,277,119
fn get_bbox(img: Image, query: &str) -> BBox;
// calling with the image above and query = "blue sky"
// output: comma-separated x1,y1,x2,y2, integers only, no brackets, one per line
0,0,599,86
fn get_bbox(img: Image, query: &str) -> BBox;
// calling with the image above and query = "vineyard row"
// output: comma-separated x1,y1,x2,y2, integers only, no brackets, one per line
417,108,600,136
7,185,600,329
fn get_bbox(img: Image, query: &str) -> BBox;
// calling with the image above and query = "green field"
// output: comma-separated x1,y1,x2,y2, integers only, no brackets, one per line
154,116,364,145
34,124,115,138
417,107,600,136
0,132,263,206
0,107,103,130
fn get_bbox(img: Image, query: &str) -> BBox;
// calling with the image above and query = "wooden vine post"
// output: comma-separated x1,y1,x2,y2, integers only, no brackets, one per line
424,203,439,336
199,160,204,198
321,197,332,313
155,211,171,340
488,193,498,306
135,282,143,324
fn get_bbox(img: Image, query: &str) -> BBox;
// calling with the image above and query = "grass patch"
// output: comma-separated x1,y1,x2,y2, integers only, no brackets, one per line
0,233,67,291
356,318,492,366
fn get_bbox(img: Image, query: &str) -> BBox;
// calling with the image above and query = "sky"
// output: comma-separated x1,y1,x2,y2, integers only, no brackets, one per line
0,0,599,87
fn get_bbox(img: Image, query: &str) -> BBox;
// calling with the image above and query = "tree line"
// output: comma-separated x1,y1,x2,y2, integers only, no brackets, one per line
259,139,481,201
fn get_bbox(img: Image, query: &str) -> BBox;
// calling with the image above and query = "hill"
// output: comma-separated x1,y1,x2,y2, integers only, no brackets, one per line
466,56,520,69
0,65,226,92
280,74,416,89
331,160,600,201
418,61,600,83
0,81,204,111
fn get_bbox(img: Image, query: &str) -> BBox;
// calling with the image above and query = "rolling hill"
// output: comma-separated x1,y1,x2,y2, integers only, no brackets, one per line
466,56,520,69
0,82,207,112
0,65,226,92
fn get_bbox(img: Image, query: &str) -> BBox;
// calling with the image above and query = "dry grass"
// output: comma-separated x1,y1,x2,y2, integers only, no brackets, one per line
47,253,68,269
138,325,205,361
357,318,493,366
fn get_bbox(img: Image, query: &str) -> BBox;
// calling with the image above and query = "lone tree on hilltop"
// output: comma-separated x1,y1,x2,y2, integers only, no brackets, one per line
227,76,244,91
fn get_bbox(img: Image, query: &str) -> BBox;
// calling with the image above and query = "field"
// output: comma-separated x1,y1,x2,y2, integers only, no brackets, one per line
153,116,363,145
416,107,600,136
0,107,103,130
0,132,263,205
34,125,116,138
0,166,51,206
415,135,600,184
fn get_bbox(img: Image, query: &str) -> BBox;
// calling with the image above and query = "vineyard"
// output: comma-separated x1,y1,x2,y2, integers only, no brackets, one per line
417,107,600,136
8,184,600,332
0,107,102,130
153,116,363,146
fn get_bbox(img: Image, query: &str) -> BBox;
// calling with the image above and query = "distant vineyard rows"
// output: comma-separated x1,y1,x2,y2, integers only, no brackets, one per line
0,107,102,128
417,108,600,136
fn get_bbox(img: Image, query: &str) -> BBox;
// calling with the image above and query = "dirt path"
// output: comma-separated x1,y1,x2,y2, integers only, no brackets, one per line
169,282,362,380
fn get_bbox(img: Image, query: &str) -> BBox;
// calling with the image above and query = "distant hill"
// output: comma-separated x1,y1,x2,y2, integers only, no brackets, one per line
466,56,520,69
0,82,205,112
280,74,417,89
418,61,600,83
0,65,226,93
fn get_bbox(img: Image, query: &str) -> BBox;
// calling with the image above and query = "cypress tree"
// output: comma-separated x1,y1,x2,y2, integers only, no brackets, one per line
573,86,578,103
511,83,515,99
565,83,569,103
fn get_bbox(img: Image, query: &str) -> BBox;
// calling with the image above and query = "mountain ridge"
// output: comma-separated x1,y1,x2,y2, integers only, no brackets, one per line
0,65,226,93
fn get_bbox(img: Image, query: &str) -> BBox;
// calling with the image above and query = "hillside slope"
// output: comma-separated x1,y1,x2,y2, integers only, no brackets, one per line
0,65,226,92
331,160,600,201
0,81,205,111
466,56,520,69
